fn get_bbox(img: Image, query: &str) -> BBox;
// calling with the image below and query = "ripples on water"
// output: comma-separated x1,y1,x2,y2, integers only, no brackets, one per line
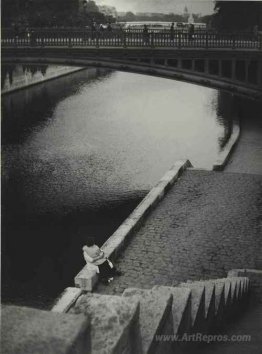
2,66,237,308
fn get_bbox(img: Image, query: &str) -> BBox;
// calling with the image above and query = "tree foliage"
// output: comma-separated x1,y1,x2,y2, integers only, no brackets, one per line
1,0,106,27
213,1,262,31
82,0,99,13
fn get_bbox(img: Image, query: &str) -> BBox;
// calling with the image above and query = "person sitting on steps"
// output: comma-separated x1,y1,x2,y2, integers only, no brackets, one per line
83,237,122,285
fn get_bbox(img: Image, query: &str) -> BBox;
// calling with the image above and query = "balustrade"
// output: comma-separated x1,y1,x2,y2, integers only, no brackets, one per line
1,28,261,50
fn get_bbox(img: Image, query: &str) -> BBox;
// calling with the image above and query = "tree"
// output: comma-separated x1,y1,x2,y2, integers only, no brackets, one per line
2,0,106,27
213,1,262,31
82,0,99,14
199,14,214,29
124,11,136,21
199,14,213,24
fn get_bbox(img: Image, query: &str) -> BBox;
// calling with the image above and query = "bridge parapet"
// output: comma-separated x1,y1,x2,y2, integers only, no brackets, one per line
2,28,262,50
2,29,262,98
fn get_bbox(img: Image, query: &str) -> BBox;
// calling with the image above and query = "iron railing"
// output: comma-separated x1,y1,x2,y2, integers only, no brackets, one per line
2,28,261,50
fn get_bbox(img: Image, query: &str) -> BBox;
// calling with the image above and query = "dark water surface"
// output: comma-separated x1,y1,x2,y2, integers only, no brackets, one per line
2,66,237,308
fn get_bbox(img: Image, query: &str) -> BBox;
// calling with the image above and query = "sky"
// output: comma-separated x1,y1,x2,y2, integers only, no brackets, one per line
95,0,216,15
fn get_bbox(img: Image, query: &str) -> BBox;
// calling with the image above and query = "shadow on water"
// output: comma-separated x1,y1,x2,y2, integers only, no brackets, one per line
1,195,144,309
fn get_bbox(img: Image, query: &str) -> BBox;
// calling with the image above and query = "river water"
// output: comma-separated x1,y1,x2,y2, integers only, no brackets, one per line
2,66,237,308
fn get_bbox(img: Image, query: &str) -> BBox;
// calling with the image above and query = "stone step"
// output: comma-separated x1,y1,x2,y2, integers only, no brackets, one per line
185,279,230,314
153,286,191,335
122,287,173,354
228,269,261,303
185,280,216,332
69,293,140,354
215,277,249,304
235,277,243,300
2,305,91,354
213,277,250,321
190,277,249,302
244,278,250,293
241,277,250,298
181,277,250,330
179,283,206,332
244,278,251,297
231,279,239,304
185,280,215,318
3,274,254,354
210,277,248,310
211,278,232,307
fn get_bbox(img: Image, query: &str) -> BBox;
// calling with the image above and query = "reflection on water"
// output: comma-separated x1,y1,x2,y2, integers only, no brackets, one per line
216,92,238,149
1,64,82,94
2,66,237,308
2,64,47,88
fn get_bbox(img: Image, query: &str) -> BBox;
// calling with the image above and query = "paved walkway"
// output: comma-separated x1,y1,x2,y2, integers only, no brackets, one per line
96,170,262,295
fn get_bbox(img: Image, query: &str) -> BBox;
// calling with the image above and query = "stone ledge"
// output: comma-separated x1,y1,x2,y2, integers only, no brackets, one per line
51,287,83,313
70,293,140,354
102,159,192,260
228,269,262,276
2,305,90,354
213,118,240,171
74,265,98,292
74,160,192,293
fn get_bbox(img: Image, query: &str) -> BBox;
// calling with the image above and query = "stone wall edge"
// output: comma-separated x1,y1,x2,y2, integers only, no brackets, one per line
72,159,192,296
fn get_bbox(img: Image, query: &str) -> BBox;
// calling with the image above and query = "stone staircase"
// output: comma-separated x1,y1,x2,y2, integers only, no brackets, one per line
3,272,255,354
69,276,250,354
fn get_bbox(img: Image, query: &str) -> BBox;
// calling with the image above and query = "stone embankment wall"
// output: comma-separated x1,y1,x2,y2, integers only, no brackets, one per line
1,65,84,94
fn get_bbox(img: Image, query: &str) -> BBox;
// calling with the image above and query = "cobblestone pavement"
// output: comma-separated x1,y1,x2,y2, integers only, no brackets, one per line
225,99,262,175
96,170,262,295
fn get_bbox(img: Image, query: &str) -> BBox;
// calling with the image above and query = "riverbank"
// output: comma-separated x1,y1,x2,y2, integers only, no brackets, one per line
225,98,262,174
56,96,261,308
1,64,84,94
95,168,261,294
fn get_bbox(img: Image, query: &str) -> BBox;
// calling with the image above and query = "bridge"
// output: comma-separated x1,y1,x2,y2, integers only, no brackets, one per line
2,28,262,98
